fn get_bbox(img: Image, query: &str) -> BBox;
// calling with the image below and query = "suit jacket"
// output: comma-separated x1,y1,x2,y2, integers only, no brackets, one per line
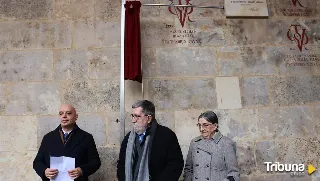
183,131,240,181
33,125,101,181
117,122,184,181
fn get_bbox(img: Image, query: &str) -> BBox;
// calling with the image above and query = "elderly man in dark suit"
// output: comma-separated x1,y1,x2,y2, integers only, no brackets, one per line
117,100,184,181
33,104,101,181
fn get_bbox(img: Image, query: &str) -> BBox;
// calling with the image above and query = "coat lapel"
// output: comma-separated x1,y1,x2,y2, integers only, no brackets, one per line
64,128,85,155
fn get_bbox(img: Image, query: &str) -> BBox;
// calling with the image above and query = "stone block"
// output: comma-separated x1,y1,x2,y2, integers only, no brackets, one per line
236,141,256,175
0,151,41,181
272,0,319,17
88,48,120,79
0,116,37,151
54,0,94,19
142,48,156,78
73,20,96,48
96,21,120,47
218,109,259,141
140,18,176,47
5,83,61,115
37,115,59,148
0,50,53,82
39,21,72,48
216,77,242,109
124,80,143,112
186,19,227,46
217,46,280,76
175,110,202,146
258,106,315,139
157,111,175,131
0,84,5,114
0,21,39,49
156,47,217,77
269,76,320,106
314,104,320,135
0,0,52,20
148,79,217,110
227,19,290,45
240,77,270,107
105,112,121,147
255,141,278,173
53,50,89,80
95,0,121,21
90,147,119,181
188,0,225,20
61,80,120,112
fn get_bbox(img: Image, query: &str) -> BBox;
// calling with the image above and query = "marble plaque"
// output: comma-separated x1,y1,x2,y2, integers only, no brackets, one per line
225,0,269,17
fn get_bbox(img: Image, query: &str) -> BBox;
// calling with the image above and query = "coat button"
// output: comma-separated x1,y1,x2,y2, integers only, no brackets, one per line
206,178,209,180
195,177,198,179
197,151,199,153
206,164,209,167
195,164,199,167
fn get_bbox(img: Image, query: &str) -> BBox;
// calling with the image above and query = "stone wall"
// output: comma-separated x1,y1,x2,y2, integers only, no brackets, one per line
0,0,319,181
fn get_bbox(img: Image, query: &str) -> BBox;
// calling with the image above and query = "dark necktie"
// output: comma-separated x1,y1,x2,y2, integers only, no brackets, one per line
63,132,69,142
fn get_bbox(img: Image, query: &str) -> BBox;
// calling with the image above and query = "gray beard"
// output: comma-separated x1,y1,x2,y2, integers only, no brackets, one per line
133,125,147,135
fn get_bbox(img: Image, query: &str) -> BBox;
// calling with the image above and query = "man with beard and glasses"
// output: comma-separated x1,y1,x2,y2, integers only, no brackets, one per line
117,100,184,181
33,104,101,181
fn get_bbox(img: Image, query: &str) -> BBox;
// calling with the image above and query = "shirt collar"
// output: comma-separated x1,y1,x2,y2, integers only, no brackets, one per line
194,131,223,144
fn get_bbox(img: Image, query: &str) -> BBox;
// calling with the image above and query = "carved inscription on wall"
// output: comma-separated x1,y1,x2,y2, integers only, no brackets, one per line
161,23,202,46
225,0,269,17
284,54,320,67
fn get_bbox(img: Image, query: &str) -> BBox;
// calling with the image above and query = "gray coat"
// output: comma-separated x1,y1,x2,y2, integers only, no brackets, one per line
183,131,240,181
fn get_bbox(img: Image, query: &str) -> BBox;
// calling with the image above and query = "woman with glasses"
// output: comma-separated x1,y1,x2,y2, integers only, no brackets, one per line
183,111,240,181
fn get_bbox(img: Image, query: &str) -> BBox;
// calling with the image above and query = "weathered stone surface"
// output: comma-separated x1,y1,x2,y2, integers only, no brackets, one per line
0,84,5,114
96,21,120,47
142,48,156,78
216,77,242,109
39,21,72,48
314,104,320,135
61,80,120,112
272,0,319,17
217,46,280,76
227,19,290,45
157,111,175,131
218,109,259,141
0,116,37,151
5,83,61,115
269,76,320,106
105,112,121,147
88,48,120,79
236,141,256,175
188,0,225,19
73,20,95,48
175,110,202,146
0,0,52,20
0,151,41,181
95,0,121,21
141,18,176,47
124,80,142,112
156,47,217,77
54,0,94,19
37,115,59,147
0,50,52,82
90,147,119,181
53,50,88,80
256,138,320,174
0,21,72,50
186,19,227,46
258,106,315,139
148,79,217,110
240,77,270,107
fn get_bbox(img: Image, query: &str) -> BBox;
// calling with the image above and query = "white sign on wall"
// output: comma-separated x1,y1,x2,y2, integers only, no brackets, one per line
225,0,269,17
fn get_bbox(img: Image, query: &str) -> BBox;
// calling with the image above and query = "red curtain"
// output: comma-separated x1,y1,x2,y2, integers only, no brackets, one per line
124,1,142,83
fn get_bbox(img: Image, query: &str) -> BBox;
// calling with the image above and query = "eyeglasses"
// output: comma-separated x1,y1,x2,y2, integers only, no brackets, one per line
196,123,213,129
130,114,150,120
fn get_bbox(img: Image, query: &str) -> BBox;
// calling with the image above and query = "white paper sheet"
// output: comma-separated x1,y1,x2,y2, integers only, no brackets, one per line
50,156,75,181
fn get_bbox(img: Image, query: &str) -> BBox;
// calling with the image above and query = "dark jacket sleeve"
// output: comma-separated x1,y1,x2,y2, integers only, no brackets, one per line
79,134,101,177
117,133,130,181
156,131,184,181
33,135,49,181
